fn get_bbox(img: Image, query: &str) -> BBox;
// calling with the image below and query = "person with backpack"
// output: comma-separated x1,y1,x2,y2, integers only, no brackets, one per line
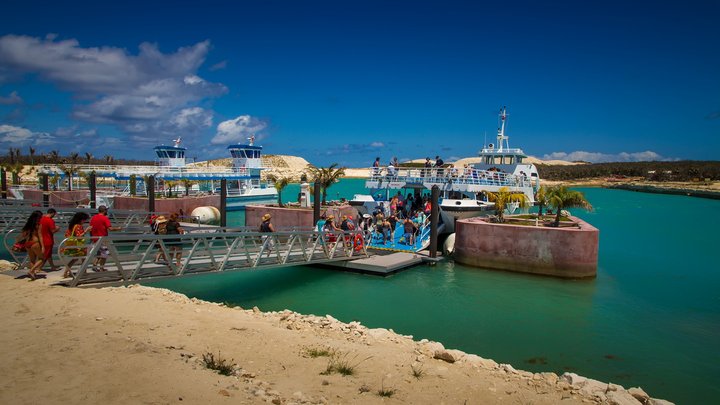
165,213,185,267
259,213,275,257
153,215,169,263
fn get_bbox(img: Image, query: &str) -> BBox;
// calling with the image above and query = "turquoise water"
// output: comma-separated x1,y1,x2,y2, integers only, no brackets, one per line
4,184,718,403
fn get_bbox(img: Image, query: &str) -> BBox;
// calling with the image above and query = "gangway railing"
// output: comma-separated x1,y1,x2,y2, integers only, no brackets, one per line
0,207,162,234
51,228,370,287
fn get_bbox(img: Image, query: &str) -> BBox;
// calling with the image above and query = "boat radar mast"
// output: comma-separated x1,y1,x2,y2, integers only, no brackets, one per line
248,135,255,146
496,106,510,152
173,137,182,148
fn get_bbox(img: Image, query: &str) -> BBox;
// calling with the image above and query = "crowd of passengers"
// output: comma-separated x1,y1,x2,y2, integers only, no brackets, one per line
317,191,433,247
372,156,511,182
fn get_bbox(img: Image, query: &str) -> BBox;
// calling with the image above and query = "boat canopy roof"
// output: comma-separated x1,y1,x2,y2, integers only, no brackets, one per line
227,144,262,150
153,145,187,152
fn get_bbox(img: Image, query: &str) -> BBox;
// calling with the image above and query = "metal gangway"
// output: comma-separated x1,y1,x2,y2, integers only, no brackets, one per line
57,228,369,286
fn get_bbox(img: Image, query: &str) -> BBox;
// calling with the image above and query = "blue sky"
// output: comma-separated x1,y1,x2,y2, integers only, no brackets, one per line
1,0,718,167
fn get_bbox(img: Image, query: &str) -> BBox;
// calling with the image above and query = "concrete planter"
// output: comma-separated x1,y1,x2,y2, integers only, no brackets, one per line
454,216,599,278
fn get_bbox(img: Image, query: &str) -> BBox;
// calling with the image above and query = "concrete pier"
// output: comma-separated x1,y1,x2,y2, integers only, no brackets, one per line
453,216,599,278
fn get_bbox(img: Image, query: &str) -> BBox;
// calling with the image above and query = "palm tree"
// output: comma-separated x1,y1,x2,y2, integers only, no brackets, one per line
267,174,291,207
180,178,197,196
85,152,93,165
306,163,346,204
28,146,36,165
59,152,81,190
535,185,550,217
104,155,114,165
48,150,61,164
485,187,529,223
546,186,592,227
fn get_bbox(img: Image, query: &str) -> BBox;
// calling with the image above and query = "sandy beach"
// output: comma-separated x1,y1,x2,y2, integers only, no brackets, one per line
0,272,668,405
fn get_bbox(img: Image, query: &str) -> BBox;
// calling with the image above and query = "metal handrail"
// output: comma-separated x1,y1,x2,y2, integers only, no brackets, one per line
54,228,370,287
366,167,532,188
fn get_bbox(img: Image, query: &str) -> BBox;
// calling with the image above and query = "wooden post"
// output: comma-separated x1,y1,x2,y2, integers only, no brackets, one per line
0,168,6,199
430,185,440,258
313,181,321,224
220,178,227,227
148,175,155,213
42,174,50,207
89,172,97,209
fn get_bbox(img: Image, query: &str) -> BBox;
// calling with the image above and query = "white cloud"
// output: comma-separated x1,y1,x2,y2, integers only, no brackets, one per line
211,115,267,145
0,124,54,146
0,90,22,105
169,107,213,130
209,60,227,71
541,150,668,163
370,141,384,148
0,34,227,140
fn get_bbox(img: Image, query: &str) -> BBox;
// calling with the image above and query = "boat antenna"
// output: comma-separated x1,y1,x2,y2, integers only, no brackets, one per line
483,131,487,149
497,106,508,152
172,137,182,148
248,135,255,146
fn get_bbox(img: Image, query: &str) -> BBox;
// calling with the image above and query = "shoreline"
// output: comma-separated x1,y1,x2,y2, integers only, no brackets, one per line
0,274,671,404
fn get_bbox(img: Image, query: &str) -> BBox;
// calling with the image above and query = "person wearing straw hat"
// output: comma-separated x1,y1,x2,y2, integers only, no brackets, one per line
259,213,275,257
153,215,169,263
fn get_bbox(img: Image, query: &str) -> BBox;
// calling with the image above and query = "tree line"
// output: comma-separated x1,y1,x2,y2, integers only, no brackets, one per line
1,147,154,166
537,161,720,182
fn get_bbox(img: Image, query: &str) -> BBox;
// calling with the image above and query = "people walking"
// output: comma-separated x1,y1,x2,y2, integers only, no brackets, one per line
61,212,91,278
259,213,275,257
165,213,184,267
89,205,121,272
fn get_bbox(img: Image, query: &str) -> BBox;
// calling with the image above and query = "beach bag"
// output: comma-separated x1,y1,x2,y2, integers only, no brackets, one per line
61,225,87,257
157,222,168,235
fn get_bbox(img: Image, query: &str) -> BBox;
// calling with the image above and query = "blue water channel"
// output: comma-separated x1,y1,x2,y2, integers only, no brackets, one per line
4,183,718,403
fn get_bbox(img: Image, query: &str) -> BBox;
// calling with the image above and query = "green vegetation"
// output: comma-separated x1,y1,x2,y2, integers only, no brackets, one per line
302,346,336,358
537,161,720,182
306,163,346,204
485,187,529,223
377,380,396,397
319,353,370,376
411,364,425,379
201,351,236,376
267,174,292,207
547,186,593,227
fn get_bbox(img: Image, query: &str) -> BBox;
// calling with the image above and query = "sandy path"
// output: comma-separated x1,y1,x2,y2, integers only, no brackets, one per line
0,272,645,405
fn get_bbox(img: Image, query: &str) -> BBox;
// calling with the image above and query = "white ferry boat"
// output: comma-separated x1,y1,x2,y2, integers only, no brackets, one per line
351,107,539,232
224,136,277,210
32,137,276,210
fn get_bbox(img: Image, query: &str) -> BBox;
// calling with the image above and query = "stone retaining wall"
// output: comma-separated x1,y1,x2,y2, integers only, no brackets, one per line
245,205,358,229
113,195,220,214
21,190,88,207
454,216,599,278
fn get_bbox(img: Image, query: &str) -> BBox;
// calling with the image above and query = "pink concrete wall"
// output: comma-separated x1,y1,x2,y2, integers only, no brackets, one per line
454,216,599,278
245,205,358,229
22,190,88,207
113,195,220,214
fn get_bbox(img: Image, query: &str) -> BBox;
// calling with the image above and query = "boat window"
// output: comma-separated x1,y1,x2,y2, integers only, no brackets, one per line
517,157,523,163
168,151,176,158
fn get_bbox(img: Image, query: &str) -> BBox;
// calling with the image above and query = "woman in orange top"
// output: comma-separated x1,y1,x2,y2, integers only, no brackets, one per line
61,212,92,278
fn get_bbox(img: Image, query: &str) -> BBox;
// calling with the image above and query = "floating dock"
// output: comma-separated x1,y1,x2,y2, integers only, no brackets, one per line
328,251,441,275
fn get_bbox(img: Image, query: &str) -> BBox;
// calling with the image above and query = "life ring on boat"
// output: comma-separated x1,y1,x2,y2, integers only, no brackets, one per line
353,234,364,251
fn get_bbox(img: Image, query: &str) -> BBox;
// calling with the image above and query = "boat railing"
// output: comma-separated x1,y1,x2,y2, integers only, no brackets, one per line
367,167,532,188
36,164,253,177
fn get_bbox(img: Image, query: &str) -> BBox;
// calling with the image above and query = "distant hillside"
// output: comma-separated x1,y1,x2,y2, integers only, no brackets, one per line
537,161,720,181
190,154,312,182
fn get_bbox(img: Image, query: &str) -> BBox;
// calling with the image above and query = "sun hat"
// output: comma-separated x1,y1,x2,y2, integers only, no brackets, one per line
262,213,271,221
363,213,372,219
155,215,168,223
